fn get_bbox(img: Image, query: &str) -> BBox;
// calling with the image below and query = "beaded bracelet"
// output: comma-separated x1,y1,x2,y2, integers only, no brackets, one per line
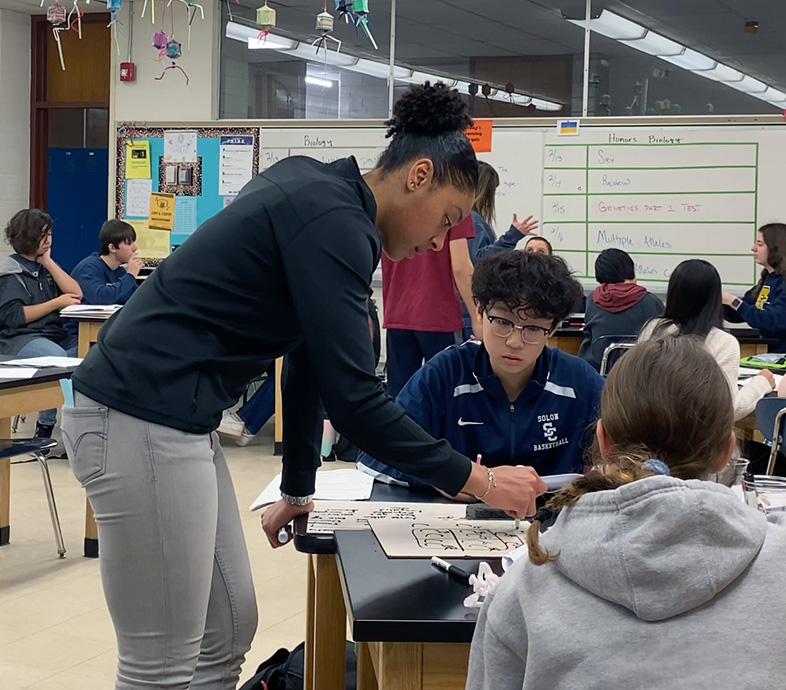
474,466,497,501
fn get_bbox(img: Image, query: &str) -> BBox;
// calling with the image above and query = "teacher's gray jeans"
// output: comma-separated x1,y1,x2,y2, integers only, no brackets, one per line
63,393,258,690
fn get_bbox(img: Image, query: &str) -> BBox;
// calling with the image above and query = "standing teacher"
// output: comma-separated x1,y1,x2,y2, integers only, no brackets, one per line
63,83,547,690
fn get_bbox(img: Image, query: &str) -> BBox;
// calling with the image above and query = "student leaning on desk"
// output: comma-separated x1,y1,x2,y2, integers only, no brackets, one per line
468,337,786,690
61,83,546,690
358,251,604,496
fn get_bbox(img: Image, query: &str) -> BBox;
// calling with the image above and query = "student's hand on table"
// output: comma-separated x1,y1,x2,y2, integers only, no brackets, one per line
511,214,539,237
126,256,145,277
721,292,738,306
261,499,314,549
56,293,82,309
759,369,776,390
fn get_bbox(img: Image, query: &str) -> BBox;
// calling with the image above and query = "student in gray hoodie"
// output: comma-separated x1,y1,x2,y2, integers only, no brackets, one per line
467,336,786,690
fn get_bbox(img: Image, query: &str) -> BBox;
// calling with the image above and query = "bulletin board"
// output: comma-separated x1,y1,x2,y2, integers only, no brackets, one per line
114,125,261,250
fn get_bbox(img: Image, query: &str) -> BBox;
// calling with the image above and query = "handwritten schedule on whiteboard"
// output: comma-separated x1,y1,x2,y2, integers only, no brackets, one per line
542,140,758,287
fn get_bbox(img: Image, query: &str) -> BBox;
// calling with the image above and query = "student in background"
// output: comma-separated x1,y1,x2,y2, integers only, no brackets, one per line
524,236,553,255
71,220,143,305
0,209,82,437
359,251,603,495
639,259,774,419
468,336,786,690
579,248,663,370
382,211,479,397
63,83,542,690
723,223,786,352
461,161,539,339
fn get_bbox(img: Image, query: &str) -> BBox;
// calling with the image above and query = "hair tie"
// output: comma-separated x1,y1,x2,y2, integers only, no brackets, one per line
642,458,671,476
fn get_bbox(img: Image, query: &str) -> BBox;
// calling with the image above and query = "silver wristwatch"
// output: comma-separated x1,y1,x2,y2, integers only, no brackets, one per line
281,493,314,506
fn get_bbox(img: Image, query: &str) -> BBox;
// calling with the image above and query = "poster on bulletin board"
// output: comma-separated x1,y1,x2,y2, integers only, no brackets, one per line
115,126,260,247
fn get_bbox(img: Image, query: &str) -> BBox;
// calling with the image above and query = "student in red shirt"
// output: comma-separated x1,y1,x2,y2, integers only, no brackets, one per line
382,213,479,396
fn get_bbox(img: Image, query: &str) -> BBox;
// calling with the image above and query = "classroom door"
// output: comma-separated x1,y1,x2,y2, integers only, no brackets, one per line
47,147,109,273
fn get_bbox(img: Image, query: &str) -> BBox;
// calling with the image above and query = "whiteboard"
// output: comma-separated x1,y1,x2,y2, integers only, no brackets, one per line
252,120,786,289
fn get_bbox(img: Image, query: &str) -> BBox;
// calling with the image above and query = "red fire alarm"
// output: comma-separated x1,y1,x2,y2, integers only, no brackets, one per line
120,62,136,82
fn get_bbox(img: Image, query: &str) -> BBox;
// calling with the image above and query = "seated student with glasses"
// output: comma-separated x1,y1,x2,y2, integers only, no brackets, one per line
358,251,604,498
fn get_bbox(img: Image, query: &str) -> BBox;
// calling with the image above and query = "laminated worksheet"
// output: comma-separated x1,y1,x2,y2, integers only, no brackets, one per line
304,501,467,534
369,519,528,559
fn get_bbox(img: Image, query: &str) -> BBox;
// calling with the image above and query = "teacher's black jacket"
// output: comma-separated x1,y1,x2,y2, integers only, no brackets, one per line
73,156,472,497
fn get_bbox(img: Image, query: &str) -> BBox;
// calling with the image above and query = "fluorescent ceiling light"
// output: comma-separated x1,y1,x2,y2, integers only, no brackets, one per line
290,43,358,67
620,31,683,56
531,97,562,111
762,87,786,103
247,35,298,51
567,10,645,40
305,75,334,88
659,48,716,71
226,21,257,43
344,58,411,80
727,75,768,93
702,63,744,82
404,71,457,87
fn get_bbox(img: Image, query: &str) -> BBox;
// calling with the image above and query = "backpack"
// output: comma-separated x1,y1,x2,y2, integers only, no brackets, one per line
240,641,356,690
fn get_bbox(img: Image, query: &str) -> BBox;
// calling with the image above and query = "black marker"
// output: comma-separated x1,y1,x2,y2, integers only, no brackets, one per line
431,556,471,584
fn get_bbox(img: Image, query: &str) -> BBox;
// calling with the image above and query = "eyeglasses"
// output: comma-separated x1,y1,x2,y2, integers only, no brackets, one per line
486,315,551,345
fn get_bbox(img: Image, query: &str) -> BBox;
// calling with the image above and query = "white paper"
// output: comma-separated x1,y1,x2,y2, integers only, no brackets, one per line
126,178,153,218
250,468,373,511
1,357,82,368
304,501,467,534
739,373,783,389
164,130,197,163
369,519,527,559
60,305,122,315
0,368,37,379
219,135,254,196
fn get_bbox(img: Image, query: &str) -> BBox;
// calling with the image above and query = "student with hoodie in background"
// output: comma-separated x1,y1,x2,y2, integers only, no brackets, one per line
578,248,663,370
0,209,82,438
467,336,786,690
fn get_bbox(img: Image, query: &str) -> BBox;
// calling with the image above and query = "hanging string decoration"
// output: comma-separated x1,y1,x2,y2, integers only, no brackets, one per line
334,0,353,24
66,0,84,38
106,0,123,56
142,0,155,24
167,0,204,50
46,2,68,70
153,0,189,84
351,0,377,50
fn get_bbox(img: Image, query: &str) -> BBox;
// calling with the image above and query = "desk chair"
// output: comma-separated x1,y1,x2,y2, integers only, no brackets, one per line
599,341,636,377
2,438,65,557
755,398,786,475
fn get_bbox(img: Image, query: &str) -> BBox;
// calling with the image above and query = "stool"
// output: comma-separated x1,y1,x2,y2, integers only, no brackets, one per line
0,438,65,558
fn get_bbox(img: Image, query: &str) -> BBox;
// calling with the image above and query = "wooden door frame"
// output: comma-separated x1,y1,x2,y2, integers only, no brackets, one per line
30,13,110,210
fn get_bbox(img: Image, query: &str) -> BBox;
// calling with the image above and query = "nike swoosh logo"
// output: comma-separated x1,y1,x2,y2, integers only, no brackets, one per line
458,418,484,427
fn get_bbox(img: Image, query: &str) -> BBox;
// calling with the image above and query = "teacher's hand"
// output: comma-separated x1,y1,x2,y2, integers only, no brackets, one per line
721,292,738,307
462,463,547,518
261,499,313,549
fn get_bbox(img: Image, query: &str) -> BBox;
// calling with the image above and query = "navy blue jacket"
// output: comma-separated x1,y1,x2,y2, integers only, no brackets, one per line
725,272,786,351
71,253,138,305
358,342,604,489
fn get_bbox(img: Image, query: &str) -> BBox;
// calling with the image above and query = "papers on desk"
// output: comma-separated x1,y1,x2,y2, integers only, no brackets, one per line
60,304,122,318
0,367,37,379
0,356,83,368
738,368,783,389
305,501,467,534
250,468,374,511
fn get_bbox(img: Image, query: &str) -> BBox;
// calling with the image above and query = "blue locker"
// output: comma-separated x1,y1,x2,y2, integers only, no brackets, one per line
47,148,109,273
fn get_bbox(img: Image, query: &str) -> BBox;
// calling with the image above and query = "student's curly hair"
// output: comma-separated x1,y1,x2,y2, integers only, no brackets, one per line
376,82,478,195
472,250,583,325
5,208,52,256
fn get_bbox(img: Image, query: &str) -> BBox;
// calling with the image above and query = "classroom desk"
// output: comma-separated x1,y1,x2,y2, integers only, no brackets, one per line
64,314,112,558
0,364,77,547
335,529,501,690
294,483,450,690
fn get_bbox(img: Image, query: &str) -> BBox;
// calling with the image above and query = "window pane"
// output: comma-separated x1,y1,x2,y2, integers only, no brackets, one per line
48,108,84,148
86,108,109,148
585,2,786,116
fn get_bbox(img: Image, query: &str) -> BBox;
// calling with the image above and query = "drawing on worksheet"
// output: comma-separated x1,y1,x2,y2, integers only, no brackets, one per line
305,501,467,534
369,519,528,559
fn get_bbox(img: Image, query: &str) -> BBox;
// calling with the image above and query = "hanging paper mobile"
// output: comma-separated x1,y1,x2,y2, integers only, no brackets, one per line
106,0,123,56
256,0,276,42
67,0,84,38
312,1,340,57
352,0,377,50
334,0,353,24
141,0,155,24
167,0,204,49
155,38,190,84
46,2,67,70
